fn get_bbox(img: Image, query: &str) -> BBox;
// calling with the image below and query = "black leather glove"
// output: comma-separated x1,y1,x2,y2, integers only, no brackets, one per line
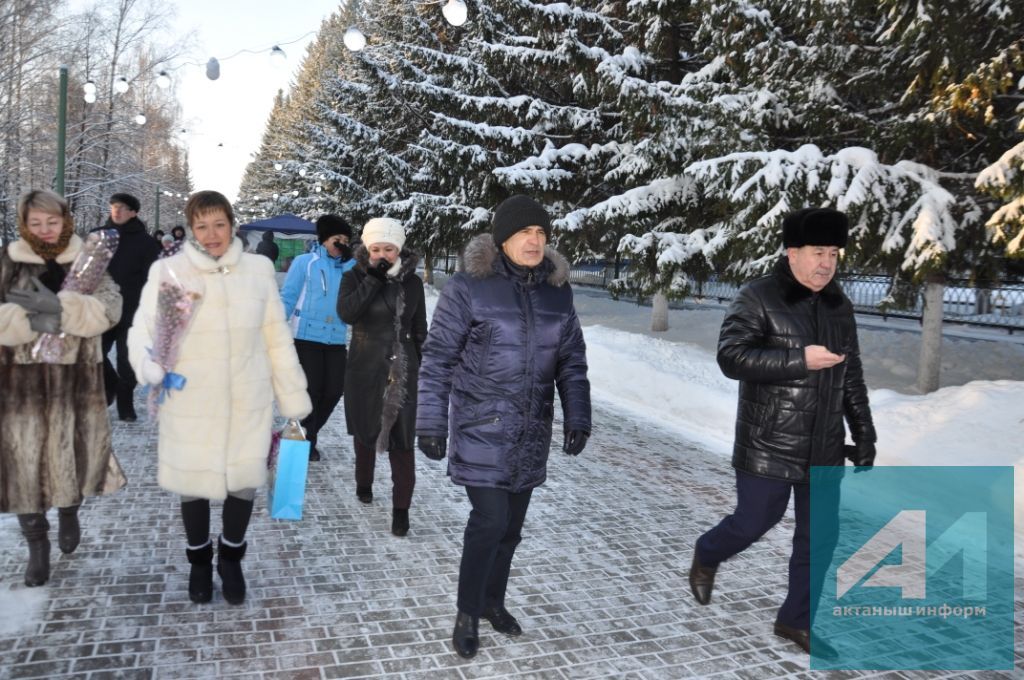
366,258,391,281
336,242,353,262
846,441,876,472
8,276,62,315
28,312,60,334
418,436,447,461
563,430,589,456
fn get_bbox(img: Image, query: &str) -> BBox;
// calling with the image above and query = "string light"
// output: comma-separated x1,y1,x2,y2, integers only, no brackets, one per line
156,71,171,89
442,0,468,27
344,27,367,52
270,46,287,66
134,113,147,125
113,77,129,94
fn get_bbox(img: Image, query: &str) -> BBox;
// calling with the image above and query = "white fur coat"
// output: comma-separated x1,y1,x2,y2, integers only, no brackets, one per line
128,239,311,500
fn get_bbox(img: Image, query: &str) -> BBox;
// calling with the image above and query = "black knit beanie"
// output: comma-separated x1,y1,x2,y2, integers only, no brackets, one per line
782,207,848,249
315,214,352,244
492,195,551,247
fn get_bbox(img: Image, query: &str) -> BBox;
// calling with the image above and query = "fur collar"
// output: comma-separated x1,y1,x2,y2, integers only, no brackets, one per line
182,238,244,272
774,256,845,308
8,234,83,265
352,244,420,280
462,233,570,286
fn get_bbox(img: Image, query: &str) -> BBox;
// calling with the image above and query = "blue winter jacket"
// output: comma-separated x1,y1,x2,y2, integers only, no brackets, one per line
280,245,356,345
417,234,591,492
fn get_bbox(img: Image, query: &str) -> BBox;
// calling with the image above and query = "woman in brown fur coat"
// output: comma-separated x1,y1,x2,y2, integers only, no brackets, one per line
0,189,126,587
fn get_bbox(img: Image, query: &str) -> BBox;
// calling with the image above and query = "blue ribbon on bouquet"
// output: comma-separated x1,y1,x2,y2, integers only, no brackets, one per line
157,372,187,404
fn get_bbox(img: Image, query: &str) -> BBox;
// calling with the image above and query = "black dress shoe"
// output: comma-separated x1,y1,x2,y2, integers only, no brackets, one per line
119,412,137,422
452,611,479,658
308,446,321,462
482,605,522,636
688,549,717,605
391,509,409,537
773,622,839,660
356,486,373,504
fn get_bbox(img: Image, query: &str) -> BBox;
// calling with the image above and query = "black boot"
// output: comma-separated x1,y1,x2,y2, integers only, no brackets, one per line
57,505,81,554
356,486,373,504
116,385,137,422
17,514,50,587
452,611,479,659
186,541,214,603
482,604,523,636
391,508,409,537
217,537,247,605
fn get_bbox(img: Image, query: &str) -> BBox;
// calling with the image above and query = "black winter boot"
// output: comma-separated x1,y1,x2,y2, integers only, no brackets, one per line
452,611,479,658
17,514,51,587
57,505,81,554
185,541,214,603
217,537,247,605
391,509,409,537
356,486,373,504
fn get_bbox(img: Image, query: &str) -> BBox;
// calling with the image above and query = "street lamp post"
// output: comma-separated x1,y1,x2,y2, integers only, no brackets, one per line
56,65,68,196
155,186,161,232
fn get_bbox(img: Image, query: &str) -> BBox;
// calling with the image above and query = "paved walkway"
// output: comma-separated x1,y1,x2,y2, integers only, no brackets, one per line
0,399,1020,679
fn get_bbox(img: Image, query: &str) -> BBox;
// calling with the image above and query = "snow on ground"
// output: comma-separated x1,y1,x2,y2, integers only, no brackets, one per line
0,514,48,636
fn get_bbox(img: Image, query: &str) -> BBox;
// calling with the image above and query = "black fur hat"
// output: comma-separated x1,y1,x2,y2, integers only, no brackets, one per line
782,207,848,248
109,192,140,212
492,195,551,247
316,214,352,244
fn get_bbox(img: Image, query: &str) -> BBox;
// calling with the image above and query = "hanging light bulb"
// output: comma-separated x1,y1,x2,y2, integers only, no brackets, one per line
291,190,299,196
343,27,367,52
273,193,279,199
206,57,220,81
84,91,97,104
274,162,283,171
315,185,322,193
270,46,287,66
298,168,307,177
114,77,129,94
156,71,171,89
442,0,468,27
83,80,97,96
134,113,147,125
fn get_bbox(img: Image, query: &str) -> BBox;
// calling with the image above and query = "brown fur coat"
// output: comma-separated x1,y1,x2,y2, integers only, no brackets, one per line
0,235,126,513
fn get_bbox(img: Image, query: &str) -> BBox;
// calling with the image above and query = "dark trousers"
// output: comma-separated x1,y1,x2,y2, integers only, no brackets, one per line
102,321,136,411
353,439,415,509
457,486,533,617
696,470,838,629
294,340,347,450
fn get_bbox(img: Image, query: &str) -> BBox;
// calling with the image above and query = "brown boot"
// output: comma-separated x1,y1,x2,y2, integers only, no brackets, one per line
18,514,51,587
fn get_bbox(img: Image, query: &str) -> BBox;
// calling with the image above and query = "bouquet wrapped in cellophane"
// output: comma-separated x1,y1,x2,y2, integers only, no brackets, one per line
31,229,120,363
145,259,203,418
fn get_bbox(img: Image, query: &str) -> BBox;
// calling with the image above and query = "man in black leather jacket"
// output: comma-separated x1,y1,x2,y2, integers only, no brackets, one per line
688,207,877,658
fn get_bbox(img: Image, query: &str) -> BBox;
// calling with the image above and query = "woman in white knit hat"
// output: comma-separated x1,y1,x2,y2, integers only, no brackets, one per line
338,218,427,536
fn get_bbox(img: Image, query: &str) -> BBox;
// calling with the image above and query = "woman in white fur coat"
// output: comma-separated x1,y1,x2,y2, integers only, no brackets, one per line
128,191,311,605
0,189,126,588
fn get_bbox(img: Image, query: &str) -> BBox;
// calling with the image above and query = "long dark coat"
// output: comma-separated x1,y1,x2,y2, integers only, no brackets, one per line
0,236,127,513
416,234,591,493
338,246,427,452
717,257,876,483
94,217,160,329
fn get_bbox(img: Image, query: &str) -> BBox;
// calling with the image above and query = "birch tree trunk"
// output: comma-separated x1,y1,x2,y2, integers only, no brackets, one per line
651,290,669,332
916,273,944,394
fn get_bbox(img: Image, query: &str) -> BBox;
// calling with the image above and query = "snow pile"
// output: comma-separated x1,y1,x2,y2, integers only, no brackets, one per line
0,514,47,636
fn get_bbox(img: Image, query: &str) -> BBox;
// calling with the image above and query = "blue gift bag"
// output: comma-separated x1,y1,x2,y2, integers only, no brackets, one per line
268,434,310,520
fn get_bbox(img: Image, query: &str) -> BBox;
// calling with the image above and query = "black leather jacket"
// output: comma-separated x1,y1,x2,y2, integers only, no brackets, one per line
717,257,875,483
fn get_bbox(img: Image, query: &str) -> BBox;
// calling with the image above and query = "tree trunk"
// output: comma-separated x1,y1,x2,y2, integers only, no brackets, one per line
916,273,944,394
651,290,669,332
423,251,434,286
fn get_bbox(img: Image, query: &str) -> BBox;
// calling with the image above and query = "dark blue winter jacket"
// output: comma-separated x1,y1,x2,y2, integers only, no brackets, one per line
417,234,591,492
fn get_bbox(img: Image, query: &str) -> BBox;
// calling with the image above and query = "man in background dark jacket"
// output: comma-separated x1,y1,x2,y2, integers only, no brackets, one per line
688,207,876,659
96,192,161,420
255,231,279,264
417,195,591,659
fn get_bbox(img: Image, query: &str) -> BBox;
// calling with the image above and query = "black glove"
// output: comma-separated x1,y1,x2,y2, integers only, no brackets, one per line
336,242,353,262
418,436,447,461
8,276,62,315
366,258,391,281
846,441,876,472
563,430,589,456
28,312,60,334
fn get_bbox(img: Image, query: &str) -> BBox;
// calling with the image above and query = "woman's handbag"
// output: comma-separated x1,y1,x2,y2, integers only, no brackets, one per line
267,419,310,520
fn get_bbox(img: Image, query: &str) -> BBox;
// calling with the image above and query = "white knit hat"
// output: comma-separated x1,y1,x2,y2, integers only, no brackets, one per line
361,217,405,250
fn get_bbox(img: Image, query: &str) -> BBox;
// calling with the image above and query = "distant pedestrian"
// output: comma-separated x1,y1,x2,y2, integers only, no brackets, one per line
338,218,426,537
153,229,165,240
689,207,876,659
0,189,126,587
255,231,279,264
280,215,356,461
95,192,162,421
128,190,310,605
416,195,591,658
171,225,186,242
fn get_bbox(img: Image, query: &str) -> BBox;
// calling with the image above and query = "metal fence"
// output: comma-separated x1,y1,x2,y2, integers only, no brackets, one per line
566,266,1024,332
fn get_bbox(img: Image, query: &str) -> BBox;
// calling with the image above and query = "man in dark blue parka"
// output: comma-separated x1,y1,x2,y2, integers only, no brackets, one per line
417,195,591,659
